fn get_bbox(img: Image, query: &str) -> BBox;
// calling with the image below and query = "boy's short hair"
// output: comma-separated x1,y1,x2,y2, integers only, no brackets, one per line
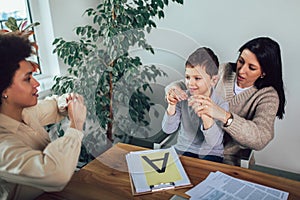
185,47,219,77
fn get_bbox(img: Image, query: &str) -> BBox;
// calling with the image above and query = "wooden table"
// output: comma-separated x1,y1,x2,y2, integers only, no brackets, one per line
38,143,300,200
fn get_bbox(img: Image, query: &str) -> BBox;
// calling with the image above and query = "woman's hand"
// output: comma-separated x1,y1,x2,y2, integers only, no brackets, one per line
188,95,228,124
66,93,87,131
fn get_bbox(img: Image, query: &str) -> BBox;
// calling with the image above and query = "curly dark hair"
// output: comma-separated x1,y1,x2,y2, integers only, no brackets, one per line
0,33,32,104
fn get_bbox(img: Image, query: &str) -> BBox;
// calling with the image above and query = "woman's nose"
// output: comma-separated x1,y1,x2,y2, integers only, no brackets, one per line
32,77,40,88
238,64,247,73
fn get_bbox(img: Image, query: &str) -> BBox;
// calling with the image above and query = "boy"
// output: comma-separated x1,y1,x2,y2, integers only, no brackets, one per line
162,47,228,163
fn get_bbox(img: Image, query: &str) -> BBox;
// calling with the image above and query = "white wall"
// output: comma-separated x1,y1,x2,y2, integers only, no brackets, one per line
143,0,300,173
32,0,300,173
29,0,98,77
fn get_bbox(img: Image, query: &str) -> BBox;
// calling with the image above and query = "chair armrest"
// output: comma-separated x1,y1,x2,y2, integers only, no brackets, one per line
128,131,176,149
240,149,254,168
153,134,172,149
223,148,254,168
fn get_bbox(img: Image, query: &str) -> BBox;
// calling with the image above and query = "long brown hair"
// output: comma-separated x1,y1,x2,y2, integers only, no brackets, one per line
238,37,286,119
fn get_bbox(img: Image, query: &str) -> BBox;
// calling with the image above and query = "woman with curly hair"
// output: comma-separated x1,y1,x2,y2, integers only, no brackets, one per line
0,33,86,199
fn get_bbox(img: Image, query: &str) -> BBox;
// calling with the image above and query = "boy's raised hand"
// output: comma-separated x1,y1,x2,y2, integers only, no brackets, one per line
166,86,188,105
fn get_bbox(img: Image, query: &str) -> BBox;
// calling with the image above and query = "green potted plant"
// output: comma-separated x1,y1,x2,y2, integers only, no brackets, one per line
1,17,40,55
51,0,183,162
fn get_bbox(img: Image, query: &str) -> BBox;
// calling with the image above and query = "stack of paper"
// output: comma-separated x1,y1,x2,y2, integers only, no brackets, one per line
186,171,289,200
126,147,192,195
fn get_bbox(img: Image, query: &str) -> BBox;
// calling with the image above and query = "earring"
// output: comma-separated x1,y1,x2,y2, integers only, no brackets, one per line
260,73,266,78
2,95,8,99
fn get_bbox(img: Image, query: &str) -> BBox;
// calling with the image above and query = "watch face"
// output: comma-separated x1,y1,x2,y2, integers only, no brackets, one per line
225,115,233,127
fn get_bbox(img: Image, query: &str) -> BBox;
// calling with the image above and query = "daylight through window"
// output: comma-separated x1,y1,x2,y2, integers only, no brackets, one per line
0,0,40,74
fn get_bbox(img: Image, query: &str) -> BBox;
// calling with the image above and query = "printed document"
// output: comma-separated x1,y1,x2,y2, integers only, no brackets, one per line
186,171,289,200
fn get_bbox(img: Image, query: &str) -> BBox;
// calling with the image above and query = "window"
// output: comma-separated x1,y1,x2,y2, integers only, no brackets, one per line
0,0,28,29
0,1,43,77
1,0,40,65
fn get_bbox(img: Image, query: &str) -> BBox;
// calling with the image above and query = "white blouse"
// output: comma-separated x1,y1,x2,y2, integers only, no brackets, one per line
234,79,253,95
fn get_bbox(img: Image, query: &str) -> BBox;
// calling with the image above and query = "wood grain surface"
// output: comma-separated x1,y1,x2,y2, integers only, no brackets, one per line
37,143,300,200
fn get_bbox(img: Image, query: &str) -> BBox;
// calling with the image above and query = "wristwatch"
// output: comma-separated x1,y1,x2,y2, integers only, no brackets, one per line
224,113,233,127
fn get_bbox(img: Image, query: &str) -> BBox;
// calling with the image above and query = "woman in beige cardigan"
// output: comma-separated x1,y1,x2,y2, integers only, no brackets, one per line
166,37,286,165
0,33,87,199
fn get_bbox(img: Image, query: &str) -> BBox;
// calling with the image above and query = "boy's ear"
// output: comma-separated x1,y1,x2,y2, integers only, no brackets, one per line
210,75,219,87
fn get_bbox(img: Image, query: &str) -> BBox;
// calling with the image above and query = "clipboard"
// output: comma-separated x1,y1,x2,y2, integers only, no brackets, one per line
126,147,193,196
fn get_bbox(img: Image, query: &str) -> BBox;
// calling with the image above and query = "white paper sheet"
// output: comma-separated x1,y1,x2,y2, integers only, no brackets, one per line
186,171,289,200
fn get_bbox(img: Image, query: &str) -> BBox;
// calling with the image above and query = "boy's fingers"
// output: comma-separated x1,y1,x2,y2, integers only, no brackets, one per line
173,88,188,101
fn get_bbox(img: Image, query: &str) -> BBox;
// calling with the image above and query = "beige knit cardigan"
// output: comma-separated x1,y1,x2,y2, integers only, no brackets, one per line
216,63,279,165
